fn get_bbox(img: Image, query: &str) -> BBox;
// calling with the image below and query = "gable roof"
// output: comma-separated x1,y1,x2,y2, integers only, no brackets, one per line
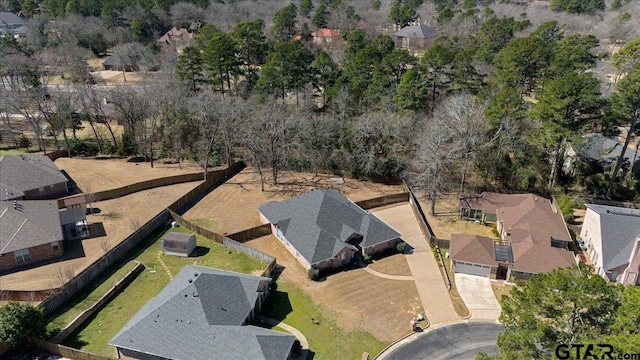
450,234,498,266
393,25,438,39
259,189,401,265
157,27,195,49
0,155,68,199
110,266,294,360
453,193,575,274
586,204,640,271
0,200,64,255
0,12,25,27
163,232,194,243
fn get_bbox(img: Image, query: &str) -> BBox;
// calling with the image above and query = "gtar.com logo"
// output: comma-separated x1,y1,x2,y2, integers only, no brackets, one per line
555,344,640,360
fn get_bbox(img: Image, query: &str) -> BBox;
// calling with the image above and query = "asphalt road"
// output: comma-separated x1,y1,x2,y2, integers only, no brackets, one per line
382,322,504,360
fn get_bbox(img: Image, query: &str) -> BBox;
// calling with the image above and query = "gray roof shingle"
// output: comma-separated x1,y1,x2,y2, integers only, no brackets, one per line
109,266,294,360
393,25,438,39
586,204,640,271
259,189,401,265
0,200,64,254
0,155,68,199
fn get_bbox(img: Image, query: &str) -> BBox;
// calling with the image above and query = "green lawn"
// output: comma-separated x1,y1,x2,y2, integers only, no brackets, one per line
59,226,267,357
261,280,386,360
46,261,139,335
0,148,27,157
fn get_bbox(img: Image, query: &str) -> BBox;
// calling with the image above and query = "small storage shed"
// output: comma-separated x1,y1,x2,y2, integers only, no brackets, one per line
162,232,196,257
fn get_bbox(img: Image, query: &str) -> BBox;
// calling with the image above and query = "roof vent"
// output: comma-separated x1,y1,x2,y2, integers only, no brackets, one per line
188,279,192,283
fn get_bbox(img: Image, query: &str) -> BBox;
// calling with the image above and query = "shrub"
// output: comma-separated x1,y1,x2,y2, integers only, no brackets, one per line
0,302,46,346
556,194,575,223
363,254,372,263
307,266,320,281
396,241,407,253
18,134,30,150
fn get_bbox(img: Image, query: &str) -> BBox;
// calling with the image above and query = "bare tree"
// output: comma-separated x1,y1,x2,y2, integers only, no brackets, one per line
410,109,461,215
189,91,223,178
436,94,488,193
298,111,338,176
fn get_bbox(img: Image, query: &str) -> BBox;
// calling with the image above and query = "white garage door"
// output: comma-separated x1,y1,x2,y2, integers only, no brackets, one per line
454,261,491,277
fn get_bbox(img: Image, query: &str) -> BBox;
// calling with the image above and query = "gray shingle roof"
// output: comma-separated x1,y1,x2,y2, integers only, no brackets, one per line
393,25,438,39
586,204,640,271
0,155,68,199
259,189,402,265
109,266,294,360
0,200,64,255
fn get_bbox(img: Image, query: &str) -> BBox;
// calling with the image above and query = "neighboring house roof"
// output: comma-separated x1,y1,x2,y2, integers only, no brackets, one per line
311,28,340,37
0,12,27,37
0,155,68,199
259,189,401,265
157,27,195,50
110,266,294,360
450,234,498,267
453,193,575,274
567,133,635,165
393,25,438,39
0,200,64,255
585,204,640,271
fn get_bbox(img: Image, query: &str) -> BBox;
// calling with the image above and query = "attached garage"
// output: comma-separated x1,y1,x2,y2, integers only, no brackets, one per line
454,260,491,277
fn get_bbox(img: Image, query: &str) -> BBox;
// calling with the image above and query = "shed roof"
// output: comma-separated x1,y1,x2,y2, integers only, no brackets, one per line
163,232,194,243
259,189,401,265
110,266,294,360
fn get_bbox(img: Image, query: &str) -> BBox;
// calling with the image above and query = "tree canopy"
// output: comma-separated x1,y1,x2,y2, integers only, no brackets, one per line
0,302,47,346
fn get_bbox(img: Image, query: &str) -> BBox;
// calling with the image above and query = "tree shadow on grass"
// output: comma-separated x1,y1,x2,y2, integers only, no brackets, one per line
61,333,88,349
261,290,293,323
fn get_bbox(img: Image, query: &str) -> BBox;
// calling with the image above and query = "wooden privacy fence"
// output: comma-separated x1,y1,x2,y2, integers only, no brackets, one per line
50,262,144,344
169,210,224,243
31,338,116,360
355,192,409,210
226,224,272,243
37,209,170,317
223,237,277,277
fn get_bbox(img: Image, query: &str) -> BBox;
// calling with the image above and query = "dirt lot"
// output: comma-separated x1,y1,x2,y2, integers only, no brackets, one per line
184,167,404,234
417,194,496,240
245,235,422,342
55,157,205,192
0,181,202,291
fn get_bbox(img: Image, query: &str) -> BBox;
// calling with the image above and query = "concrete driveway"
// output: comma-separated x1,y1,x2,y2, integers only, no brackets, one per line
454,274,501,322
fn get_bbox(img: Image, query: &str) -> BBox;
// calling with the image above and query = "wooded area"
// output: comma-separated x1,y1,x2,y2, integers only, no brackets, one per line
1,0,639,207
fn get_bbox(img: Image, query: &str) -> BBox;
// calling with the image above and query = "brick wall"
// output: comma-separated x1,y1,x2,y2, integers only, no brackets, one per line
23,182,68,200
0,242,63,272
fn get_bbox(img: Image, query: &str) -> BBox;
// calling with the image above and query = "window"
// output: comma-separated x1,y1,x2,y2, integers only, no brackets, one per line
14,249,31,263
51,242,60,251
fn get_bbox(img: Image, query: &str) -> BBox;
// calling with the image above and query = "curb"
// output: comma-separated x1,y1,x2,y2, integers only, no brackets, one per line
372,317,429,360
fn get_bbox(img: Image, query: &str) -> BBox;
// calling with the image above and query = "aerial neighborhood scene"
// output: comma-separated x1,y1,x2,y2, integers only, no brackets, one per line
0,0,639,358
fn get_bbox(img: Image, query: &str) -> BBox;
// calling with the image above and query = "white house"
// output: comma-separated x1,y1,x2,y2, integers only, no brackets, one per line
580,204,640,285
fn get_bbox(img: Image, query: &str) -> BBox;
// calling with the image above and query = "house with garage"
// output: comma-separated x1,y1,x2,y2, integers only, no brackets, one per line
259,189,402,271
162,232,197,257
392,24,439,54
0,200,87,272
157,27,195,53
451,193,576,280
0,154,69,200
109,266,295,360
580,204,640,285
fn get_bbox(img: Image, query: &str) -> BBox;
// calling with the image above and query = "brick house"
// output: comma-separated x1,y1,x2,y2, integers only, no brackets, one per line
0,200,87,272
259,189,402,271
110,266,295,360
0,154,69,200
392,25,439,55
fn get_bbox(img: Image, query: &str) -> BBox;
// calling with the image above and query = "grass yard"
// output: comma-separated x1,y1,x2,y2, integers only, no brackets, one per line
262,279,386,360
0,148,27,157
491,283,514,305
60,226,267,357
46,261,139,335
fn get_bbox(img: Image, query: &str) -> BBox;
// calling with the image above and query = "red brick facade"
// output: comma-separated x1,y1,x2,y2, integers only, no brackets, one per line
0,242,64,272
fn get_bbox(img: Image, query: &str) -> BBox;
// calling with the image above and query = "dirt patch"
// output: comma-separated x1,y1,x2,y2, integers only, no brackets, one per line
244,235,421,342
55,157,205,193
184,167,404,234
0,181,202,291
418,194,497,240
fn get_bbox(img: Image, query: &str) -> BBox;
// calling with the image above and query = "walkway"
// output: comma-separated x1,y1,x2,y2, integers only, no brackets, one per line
362,266,414,281
262,316,309,359
372,204,460,327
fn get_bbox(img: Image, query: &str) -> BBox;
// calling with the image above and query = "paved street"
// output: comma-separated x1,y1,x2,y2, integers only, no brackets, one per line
372,204,460,326
380,322,504,360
